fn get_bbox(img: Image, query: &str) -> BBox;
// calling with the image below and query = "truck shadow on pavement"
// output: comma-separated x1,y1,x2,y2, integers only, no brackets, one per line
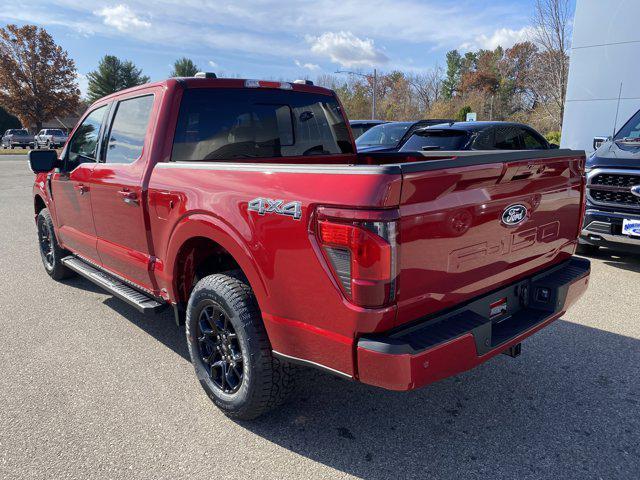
66,276,639,479
100,296,191,361
243,321,639,479
578,250,640,273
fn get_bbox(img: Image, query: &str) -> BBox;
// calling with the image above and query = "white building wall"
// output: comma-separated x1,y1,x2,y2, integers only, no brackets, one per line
561,0,640,153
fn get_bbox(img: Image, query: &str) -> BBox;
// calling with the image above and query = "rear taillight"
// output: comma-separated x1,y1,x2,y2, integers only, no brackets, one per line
315,207,398,308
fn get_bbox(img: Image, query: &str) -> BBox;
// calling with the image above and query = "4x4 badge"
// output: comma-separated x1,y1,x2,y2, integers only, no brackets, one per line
248,197,302,220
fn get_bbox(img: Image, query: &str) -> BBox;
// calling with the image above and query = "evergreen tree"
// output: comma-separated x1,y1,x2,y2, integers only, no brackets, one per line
86,55,150,102
170,57,199,77
442,50,461,99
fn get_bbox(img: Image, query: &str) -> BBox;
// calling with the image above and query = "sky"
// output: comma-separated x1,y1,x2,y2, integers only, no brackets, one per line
2,0,576,97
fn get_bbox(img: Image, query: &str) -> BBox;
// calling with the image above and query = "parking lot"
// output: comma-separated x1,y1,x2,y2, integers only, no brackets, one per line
0,155,638,479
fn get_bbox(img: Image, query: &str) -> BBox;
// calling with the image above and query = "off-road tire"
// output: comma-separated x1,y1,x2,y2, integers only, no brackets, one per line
36,208,75,280
186,272,295,420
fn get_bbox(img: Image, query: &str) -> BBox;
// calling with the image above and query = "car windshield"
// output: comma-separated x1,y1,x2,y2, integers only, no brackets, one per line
10,129,28,135
356,122,411,148
399,129,468,151
350,124,373,139
614,110,640,145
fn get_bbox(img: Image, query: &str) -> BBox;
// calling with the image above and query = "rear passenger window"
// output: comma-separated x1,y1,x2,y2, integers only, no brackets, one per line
521,129,547,149
493,127,521,149
171,88,353,161
105,95,154,164
472,129,494,150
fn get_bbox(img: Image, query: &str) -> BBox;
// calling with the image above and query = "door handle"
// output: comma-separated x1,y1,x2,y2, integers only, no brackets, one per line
74,184,89,195
118,189,139,206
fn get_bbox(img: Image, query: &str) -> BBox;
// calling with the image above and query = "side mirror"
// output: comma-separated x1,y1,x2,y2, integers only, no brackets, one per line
28,149,60,173
549,143,560,149
593,136,609,150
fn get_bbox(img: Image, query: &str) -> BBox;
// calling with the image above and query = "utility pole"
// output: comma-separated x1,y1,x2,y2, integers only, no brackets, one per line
489,95,494,121
335,69,378,120
372,68,377,120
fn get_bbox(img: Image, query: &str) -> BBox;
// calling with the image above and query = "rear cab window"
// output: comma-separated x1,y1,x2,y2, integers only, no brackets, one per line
171,88,353,162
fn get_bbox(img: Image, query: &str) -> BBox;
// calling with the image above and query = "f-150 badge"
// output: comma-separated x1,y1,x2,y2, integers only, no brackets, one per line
248,198,302,220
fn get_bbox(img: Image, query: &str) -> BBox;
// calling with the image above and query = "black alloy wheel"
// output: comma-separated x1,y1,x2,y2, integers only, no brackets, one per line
38,215,54,270
196,302,244,393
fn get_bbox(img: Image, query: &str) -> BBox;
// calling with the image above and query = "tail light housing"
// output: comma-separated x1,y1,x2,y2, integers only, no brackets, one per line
315,207,399,308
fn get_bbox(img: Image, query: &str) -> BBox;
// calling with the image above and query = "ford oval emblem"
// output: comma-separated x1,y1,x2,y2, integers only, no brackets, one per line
631,185,640,198
502,204,528,226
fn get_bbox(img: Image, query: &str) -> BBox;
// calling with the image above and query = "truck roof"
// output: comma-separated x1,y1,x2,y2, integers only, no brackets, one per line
92,77,336,106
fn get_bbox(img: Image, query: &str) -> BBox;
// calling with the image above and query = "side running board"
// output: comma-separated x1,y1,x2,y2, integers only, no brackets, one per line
61,256,166,314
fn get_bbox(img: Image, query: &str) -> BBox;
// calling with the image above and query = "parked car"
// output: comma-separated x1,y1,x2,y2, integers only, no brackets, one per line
34,129,69,149
28,75,589,419
356,119,454,152
349,119,387,139
579,108,640,254
1,129,34,149
399,121,554,152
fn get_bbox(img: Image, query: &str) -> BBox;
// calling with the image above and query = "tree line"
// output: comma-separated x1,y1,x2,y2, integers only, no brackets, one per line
0,0,570,137
320,0,571,138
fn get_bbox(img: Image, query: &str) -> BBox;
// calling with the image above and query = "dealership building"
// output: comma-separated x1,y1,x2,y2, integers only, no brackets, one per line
561,0,640,153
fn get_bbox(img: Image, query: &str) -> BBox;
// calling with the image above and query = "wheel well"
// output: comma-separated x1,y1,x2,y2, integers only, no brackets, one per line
174,237,242,304
34,195,46,215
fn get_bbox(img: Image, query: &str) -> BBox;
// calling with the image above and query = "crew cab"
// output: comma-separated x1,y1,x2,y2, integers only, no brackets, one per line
2,128,34,149
35,129,69,149
29,75,590,419
580,109,640,253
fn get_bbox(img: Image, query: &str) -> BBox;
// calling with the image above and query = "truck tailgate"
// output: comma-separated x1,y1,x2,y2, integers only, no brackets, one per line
395,151,585,326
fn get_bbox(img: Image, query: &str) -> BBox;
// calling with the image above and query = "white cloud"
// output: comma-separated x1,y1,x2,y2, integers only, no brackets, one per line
0,1,538,74
75,72,89,97
308,31,388,67
461,26,534,51
294,59,320,71
208,60,218,68
94,4,151,32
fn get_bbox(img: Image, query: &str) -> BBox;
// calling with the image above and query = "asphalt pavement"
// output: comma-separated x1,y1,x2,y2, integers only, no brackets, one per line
0,155,638,479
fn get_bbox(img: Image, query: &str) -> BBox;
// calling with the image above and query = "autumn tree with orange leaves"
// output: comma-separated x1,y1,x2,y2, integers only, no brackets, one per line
0,24,80,132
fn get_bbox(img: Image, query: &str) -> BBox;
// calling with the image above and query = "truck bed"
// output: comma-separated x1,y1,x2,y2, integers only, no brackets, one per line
148,149,585,375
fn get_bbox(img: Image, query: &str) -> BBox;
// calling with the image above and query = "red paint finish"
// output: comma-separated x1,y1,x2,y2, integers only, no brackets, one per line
32,76,590,386
50,164,100,263
357,272,590,391
395,156,584,327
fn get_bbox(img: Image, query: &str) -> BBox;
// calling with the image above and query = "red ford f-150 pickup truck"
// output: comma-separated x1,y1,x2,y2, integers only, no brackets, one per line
29,75,590,419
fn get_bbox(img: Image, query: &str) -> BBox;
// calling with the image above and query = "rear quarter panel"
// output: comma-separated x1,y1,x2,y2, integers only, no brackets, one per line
148,163,402,375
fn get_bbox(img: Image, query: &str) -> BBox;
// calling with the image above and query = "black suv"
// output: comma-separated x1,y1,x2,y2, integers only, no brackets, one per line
356,119,454,152
579,109,640,254
399,121,553,152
